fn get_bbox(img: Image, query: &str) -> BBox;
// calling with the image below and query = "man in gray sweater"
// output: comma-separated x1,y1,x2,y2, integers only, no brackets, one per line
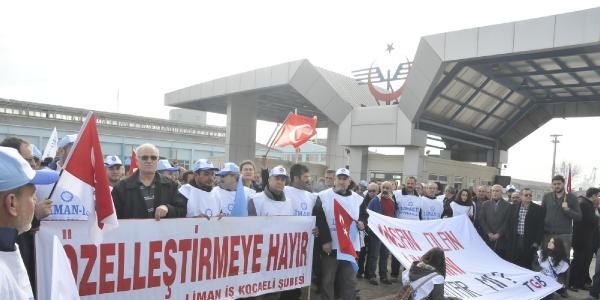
542,175,582,255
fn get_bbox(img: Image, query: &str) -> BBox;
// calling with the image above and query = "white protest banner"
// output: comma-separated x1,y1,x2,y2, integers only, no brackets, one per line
367,210,561,300
36,216,314,299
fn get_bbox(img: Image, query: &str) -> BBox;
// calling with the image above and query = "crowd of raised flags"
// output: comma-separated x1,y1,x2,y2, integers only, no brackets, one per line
1,111,599,300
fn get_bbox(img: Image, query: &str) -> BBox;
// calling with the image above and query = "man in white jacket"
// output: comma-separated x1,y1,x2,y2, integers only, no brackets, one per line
0,146,59,299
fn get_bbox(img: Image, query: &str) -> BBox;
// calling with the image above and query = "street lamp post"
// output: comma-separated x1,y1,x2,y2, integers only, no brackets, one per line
550,134,562,178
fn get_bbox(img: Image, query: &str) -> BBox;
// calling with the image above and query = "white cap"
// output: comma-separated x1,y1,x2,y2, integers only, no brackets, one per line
0,146,59,191
269,165,288,177
335,168,351,177
58,134,77,149
104,155,123,167
217,162,240,176
192,159,219,172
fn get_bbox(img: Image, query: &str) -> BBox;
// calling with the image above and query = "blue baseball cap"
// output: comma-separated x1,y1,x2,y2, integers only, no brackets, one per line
158,159,179,172
58,134,77,149
216,162,240,177
192,159,219,172
0,147,59,191
31,144,42,160
104,155,123,167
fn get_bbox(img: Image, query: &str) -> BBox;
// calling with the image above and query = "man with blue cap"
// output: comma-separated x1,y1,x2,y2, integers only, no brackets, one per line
48,134,77,171
112,143,185,220
104,155,124,187
157,159,180,183
176,159,221,219
0,146,59,298
213,162,256,216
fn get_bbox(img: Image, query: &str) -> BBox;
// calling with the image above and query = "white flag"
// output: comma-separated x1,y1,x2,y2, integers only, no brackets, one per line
35,231,80,300
42,127,58,159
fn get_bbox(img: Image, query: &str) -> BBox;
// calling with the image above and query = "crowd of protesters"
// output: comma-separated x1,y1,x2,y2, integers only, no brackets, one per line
2,134,600,300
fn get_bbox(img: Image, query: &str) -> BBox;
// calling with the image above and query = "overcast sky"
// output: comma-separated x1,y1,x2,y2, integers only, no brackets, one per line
1,1,599,186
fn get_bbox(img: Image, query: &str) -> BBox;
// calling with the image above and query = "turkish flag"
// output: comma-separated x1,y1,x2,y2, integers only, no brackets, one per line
129,149,137,176
272,113,317,148
51,112,118,230
333,198,358,261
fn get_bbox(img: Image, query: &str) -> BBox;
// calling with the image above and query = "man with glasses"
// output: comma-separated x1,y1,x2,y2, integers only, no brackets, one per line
112,144,185,219
506,188,544,269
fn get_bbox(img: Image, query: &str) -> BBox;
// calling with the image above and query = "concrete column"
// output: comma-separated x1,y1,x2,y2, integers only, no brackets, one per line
403,146,424,181
225,97,257,163
325,123,347,170
486,149,508,169
348,146,368,181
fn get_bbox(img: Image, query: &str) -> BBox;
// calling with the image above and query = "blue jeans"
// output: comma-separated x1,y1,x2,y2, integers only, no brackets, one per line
590,248,600,298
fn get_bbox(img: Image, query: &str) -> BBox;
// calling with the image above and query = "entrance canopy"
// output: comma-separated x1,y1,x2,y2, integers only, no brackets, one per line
406,7,600,151
165,59,379,126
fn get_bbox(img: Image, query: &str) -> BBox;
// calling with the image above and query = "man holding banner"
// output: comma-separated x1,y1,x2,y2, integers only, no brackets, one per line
313,168,365,300
112,144,185,219
177,159,221,219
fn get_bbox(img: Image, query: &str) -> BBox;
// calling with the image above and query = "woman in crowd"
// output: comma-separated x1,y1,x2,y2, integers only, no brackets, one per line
239,160,262,192
539,238,569,298
442,188,476,222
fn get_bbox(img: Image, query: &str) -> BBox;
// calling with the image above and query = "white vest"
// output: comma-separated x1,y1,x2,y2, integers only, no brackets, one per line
393,192,422,220
180,184,221,218
420,195,445,220
250,191,294,216
0,246,34,300
284,186,317,217
318,188,362,251
212,186,256,216
449,201,474,218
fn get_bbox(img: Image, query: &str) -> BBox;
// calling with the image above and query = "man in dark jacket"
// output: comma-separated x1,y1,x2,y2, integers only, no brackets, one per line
478,184,511,258
569,187,600,290
112,144,185,219
365,181,395,285
357,183,379,279
507,188,545,269
541,175,582,259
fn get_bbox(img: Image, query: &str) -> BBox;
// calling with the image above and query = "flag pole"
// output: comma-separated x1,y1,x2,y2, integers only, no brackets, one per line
264,112,292,157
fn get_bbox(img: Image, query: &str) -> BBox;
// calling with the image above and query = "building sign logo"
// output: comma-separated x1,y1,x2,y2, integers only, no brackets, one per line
353,43,412,105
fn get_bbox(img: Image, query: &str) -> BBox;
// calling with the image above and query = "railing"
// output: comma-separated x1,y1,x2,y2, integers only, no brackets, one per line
0,99,226,138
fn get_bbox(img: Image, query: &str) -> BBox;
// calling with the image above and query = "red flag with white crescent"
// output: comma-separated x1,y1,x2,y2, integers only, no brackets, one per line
272,113,317,149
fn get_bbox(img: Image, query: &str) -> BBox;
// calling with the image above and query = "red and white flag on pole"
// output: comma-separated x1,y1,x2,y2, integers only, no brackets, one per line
333,199,359,271
566,163,572,193
48,112,118,233
271,113,317,149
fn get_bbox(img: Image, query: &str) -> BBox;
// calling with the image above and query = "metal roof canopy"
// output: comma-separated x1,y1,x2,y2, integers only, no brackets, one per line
411,7,600,151
165,59,381,127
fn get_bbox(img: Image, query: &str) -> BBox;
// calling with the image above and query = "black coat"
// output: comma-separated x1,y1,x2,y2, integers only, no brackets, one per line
112,171,186,219
506,202,545,260
572,196,599,251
